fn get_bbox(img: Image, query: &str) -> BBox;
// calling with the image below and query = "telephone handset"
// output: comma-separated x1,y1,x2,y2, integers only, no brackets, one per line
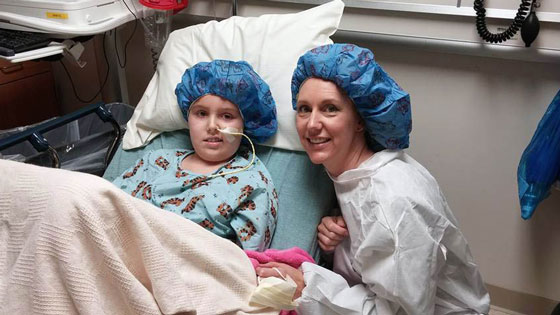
474,0,540,47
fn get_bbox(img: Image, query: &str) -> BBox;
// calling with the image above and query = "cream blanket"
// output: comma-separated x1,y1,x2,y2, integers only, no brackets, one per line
0,160,276,315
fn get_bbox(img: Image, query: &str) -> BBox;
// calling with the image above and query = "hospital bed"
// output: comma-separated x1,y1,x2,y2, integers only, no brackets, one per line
0,0,345,261
0,102,134,176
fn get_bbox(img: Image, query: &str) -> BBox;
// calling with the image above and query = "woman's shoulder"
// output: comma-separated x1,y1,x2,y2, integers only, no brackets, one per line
371,151,436,183
370,152,453,217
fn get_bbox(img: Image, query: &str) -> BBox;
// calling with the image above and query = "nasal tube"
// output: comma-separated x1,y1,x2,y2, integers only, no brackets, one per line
208,127,256,178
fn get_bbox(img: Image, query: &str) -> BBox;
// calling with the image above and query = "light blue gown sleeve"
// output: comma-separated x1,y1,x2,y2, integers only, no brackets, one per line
111,155,148,193
111,150,161,197
229,171,278,251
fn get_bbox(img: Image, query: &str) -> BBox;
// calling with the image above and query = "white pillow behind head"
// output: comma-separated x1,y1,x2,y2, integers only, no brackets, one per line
122,0,345,151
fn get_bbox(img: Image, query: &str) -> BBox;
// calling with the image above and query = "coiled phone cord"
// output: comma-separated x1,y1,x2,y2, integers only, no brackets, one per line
474,0,531,44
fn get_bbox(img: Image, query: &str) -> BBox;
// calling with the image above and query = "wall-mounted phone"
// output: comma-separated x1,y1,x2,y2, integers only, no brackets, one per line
474,0,540,47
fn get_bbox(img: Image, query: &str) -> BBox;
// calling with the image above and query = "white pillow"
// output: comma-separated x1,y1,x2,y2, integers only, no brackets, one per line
122,0,344,151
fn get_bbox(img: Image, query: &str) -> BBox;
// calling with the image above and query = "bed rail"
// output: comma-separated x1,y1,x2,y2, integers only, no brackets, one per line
0,102,122,168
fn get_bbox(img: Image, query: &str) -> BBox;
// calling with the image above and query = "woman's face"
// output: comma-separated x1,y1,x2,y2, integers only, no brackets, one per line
188,94,244,164
295,78,364,172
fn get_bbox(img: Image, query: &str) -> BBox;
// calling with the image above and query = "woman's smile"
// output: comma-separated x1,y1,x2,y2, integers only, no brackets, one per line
308,137,331,145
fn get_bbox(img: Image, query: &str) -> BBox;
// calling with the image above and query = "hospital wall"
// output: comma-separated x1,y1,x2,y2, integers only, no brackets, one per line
113,5,560,313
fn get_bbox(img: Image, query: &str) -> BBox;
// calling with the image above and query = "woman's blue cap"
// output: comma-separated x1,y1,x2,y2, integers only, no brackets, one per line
291,44,412,149
175,60,278,143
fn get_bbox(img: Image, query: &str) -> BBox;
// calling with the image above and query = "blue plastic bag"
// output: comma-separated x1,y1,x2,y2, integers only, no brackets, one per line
517,89,560,220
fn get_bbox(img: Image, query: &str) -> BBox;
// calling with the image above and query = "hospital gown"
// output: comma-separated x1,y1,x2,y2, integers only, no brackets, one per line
112,148,278,251
297,150,490,315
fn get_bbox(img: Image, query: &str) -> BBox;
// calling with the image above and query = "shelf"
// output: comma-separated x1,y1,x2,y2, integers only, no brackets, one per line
0,0,145,36
0,43,65,63
263,0,560,23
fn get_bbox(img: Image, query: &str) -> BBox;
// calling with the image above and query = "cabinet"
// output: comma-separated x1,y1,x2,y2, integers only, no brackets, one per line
0,59,60,130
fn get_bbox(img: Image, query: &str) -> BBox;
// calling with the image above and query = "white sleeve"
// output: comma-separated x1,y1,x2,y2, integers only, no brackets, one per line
297,198,444,315
296,262,379,315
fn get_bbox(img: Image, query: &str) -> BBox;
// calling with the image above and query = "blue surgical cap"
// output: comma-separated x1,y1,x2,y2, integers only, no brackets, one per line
175,60,278,143
291,44,412,149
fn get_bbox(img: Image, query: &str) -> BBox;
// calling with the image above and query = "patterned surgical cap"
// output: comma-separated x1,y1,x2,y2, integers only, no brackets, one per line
291,44,412,150
175,60,278,143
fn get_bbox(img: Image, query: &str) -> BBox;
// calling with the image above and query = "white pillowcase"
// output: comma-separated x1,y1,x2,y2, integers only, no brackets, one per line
122,0,344,151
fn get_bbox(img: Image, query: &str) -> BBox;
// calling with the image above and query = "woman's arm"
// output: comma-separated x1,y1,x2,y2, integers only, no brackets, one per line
256,261,378,315
293,199,445,315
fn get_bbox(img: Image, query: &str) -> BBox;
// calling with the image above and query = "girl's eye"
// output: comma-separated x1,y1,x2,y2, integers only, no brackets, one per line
325,104,338,113
195,110,207,117
223,113,234,120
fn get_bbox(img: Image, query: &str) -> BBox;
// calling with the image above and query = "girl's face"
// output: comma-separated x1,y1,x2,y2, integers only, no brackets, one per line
188,94,244,164
295,78,364,173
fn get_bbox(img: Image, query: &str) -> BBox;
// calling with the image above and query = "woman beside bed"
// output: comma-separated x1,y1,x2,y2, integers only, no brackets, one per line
256,44,491,314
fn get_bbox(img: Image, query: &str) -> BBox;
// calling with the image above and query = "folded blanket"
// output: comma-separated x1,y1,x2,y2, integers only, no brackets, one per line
0,160,276,315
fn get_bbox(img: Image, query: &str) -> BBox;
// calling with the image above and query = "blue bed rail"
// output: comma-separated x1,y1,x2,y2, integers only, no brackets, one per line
0,102,122,168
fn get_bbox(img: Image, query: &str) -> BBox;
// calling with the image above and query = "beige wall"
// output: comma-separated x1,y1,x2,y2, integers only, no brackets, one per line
356,41,560,306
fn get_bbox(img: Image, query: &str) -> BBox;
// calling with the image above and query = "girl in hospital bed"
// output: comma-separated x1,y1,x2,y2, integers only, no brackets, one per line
113,60,279,251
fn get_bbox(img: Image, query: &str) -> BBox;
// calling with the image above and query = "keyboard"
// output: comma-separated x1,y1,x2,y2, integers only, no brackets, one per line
0,29,51,57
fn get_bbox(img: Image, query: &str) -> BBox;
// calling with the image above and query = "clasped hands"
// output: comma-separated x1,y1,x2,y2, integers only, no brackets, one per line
255,215,348,300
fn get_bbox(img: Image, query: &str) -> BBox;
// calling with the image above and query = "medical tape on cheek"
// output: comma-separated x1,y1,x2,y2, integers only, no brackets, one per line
218,126,240,143
208,127,256,179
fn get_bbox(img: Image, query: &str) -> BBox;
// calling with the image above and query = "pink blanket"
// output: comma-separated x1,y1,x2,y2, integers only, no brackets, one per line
245,247,315,269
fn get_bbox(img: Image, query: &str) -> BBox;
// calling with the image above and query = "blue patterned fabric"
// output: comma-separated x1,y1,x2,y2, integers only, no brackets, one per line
112,148,278,251
291,44,412,149
175,60,278,143
517,89,560,219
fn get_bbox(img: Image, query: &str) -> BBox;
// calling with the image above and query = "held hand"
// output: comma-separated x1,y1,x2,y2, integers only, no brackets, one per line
256,262,305,300
317,215,348,252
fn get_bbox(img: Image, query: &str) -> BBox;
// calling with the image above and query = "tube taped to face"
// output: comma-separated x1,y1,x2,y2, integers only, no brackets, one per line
291,43,412,149
175,60,278,143
219,126,240,143
210,127,256,179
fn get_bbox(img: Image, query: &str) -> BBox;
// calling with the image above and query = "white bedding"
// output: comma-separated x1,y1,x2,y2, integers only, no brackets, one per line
0,160,276,315
122,0,344,152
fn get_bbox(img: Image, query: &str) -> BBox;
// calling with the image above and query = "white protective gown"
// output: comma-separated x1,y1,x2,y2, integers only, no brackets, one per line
296,150,490,315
